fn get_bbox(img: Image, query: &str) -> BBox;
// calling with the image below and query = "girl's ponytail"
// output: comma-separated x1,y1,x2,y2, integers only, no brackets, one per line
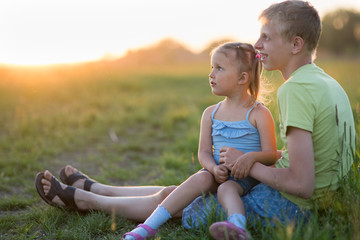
249,50,263,104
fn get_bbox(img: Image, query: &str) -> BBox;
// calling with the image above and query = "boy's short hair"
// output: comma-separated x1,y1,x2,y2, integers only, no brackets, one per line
259,0,321,53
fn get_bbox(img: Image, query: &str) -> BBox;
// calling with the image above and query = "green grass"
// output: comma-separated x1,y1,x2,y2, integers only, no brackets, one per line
0,58,359,239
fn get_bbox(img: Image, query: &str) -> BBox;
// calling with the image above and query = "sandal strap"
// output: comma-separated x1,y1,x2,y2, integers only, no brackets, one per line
65,172,86,185
137,224,158,237
60,168,96,191
122,224,158,240
122,232,145,240
47,176,77,210
84,179,95,191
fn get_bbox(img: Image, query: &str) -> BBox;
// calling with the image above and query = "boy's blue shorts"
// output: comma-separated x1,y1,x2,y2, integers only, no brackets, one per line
182,183,311,229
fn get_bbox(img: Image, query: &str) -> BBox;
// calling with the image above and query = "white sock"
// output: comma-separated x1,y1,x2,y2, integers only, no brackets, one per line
228,213,246,230
125,205,171,240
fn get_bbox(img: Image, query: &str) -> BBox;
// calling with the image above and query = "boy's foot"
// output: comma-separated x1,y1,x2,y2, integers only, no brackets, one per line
209,221,250,240
59,165,96,191
35,170,83,212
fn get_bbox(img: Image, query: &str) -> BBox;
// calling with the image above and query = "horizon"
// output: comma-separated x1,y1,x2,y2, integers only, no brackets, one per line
0,38,212,68
1,0,359,66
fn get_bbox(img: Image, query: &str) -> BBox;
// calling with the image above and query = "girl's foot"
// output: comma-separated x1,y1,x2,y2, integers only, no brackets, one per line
209,221,250,240
123,224,158,240
59,165,96,191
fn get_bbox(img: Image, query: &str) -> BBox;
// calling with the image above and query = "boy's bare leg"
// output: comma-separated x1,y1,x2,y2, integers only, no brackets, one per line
62,165,168,196
41,170,176,221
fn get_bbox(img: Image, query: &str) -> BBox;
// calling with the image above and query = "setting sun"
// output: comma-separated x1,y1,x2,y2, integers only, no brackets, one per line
1,0,359,65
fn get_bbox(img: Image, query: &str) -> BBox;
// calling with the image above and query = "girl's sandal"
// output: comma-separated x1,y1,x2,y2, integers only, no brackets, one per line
59,167,96,191
35,172,85,212
122,224,158,240
209,221,251,240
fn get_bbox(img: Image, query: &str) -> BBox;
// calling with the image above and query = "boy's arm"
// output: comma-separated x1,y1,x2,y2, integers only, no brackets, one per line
222,105,277,179
250,126,315,199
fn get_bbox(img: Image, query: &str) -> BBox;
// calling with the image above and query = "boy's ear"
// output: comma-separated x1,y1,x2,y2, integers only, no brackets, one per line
292,36,304,54
238,72,249,84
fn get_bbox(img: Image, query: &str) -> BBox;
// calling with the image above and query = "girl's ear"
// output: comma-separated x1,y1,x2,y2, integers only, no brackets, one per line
238,72,249,85
292,36,304,54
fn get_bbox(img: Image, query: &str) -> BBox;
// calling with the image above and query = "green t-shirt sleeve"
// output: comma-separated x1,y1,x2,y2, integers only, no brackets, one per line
278,82,315,133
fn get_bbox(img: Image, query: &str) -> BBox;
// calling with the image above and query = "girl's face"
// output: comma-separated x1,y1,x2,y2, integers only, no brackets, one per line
209,50,241,96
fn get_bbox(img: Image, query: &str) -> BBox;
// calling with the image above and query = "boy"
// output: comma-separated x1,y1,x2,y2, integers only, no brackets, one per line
183,1,355,239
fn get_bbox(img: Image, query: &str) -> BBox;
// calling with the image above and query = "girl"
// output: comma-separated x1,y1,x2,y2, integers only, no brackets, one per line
123,42,277,240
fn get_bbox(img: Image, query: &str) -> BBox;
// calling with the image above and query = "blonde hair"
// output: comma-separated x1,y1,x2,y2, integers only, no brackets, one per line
259,0,321,53
212,42,263,105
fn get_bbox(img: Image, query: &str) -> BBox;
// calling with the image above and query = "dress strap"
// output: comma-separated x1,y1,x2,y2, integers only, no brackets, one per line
211,102,222,120
245,104,257,121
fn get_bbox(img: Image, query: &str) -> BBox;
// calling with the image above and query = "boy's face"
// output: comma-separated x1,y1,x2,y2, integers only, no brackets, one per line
254,18,293,73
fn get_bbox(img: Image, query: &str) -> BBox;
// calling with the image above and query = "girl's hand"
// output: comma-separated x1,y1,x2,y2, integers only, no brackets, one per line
230,155,255,180
212,164,228,184
219,147,244,170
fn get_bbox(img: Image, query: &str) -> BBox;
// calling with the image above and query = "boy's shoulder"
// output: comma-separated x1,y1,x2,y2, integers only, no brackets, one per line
289,63,322,81
281,64,332,90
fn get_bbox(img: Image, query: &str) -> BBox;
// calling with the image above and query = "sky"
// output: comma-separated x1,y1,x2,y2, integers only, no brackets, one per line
1,0,359,65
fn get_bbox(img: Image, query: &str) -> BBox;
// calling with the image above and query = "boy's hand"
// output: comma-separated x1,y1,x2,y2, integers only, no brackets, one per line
230,155,255,180
219,147,244,170
212,164,228,184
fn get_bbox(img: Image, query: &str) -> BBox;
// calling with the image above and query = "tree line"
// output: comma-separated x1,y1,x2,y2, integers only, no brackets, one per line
319,8,360,56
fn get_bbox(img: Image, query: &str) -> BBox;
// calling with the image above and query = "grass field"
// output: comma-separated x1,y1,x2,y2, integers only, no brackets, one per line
0,58,359,239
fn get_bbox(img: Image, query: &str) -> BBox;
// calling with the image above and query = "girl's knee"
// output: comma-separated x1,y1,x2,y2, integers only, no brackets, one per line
190,171,215,189
217,180,238,195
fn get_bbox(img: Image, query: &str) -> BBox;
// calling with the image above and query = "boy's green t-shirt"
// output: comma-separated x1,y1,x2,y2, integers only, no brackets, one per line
275,63,355,209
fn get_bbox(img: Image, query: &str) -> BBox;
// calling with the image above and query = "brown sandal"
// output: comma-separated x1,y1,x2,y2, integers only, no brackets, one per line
35,172,83,212
59,167,96,191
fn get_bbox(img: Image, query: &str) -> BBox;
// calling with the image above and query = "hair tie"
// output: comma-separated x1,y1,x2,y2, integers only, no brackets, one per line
255,53,261,60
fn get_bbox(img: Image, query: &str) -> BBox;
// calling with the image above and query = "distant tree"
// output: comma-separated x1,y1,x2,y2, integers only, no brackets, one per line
319,9,360,55
117,38,203,66
200,39,235,57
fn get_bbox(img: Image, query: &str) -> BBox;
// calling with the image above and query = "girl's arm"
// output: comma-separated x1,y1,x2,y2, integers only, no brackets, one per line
198,106,228,183
245,104,277,166
222,104,278,179
250,126,315,199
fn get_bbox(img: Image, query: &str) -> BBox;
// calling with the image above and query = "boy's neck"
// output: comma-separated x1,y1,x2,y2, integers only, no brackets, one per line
281,55,313,81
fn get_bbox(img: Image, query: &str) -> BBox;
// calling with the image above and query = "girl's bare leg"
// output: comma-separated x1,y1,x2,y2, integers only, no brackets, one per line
41,170,176,221
217,180,245,216
62,165,167,197
160,170,218,217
